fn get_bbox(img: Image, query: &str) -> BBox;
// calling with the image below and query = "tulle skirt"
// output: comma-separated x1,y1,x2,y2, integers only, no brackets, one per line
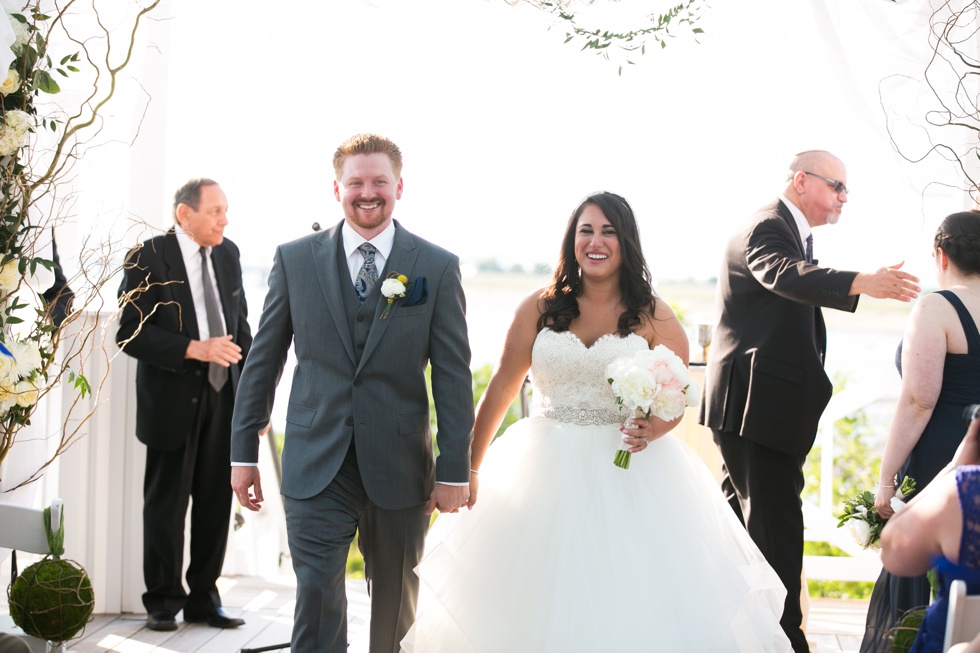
401,416,792,653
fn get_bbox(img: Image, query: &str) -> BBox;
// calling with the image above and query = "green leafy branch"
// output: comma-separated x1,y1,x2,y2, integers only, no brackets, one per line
510,0,708,74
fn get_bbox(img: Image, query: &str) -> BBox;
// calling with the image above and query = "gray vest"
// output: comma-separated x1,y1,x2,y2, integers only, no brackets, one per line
339,241,381,365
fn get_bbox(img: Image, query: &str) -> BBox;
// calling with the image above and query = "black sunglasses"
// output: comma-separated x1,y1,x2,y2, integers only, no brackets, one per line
804,171,848,195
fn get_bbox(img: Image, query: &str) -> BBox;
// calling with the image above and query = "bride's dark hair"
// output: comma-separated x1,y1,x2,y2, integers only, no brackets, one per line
537,192,656,336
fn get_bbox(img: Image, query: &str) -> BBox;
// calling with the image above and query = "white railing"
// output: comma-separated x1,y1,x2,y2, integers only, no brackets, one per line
7,314,897,616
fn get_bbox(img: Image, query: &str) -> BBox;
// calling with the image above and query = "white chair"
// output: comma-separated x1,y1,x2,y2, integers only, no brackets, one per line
0,498,63,653
944,579,980,652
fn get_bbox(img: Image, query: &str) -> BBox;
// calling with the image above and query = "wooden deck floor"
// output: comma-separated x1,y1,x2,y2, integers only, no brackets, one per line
16,575,871,652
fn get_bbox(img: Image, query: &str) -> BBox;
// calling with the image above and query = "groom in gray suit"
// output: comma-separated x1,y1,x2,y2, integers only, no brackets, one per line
230,133,474,652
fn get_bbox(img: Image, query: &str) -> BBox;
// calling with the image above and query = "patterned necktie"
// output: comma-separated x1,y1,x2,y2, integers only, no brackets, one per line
805,234,813,263
355,243,379,303
199,247,228,391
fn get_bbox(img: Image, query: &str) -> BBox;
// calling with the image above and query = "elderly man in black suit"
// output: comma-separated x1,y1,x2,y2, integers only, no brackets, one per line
700,150,920,652
117,179,252,632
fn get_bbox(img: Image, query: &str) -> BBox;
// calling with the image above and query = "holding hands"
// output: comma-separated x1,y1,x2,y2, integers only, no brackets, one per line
426,483,470,516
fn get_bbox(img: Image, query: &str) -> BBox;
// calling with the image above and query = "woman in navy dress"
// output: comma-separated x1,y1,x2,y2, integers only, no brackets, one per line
861,211,980,652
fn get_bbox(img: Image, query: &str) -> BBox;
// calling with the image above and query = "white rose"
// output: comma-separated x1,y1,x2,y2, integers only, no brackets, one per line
847,518,873,548
380,278,406,298
5,109,32,134
8,14,29,54
0,68,19,96
13,378,36,407
0,110,30,155
616,366,659,412
0,390,14,412
0,257,18,290
7,339,40,379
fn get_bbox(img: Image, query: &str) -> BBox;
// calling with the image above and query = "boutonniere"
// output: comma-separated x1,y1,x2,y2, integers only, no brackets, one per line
379,273,410,319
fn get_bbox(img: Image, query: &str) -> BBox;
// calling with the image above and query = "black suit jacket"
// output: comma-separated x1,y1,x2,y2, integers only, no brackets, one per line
117,231,252,452
699,199,859,457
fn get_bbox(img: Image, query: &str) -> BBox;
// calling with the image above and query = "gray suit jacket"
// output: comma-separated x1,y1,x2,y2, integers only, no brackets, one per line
231,220,474,510
699,199,859,457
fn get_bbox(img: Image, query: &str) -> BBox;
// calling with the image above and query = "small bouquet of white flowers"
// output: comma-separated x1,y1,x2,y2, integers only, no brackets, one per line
605,344,699,470
836,476,916,550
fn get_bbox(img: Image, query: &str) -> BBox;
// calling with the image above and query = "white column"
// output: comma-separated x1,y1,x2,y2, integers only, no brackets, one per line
55,310,144,614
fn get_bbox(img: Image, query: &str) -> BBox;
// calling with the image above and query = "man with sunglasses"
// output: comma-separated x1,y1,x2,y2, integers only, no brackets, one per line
700,149,920,652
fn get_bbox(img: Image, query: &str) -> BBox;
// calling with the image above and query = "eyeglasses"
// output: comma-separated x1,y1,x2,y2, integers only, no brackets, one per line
804,171,848,195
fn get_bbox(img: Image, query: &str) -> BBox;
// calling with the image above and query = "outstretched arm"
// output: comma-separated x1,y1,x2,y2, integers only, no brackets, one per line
850,262,920,301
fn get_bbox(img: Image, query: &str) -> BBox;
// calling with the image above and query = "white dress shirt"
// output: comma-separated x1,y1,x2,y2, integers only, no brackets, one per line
175,225,228,339
777,194,812,256
342,220,395,282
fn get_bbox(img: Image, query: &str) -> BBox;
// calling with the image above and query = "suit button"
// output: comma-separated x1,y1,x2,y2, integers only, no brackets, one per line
195,370,202,377
356,315,364,323
356,343,364,350
191,397,198,404
353,379,362,387
345,417,354,426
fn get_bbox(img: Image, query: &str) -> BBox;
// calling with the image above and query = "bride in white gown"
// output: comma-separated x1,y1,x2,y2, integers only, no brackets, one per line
401,192,791,653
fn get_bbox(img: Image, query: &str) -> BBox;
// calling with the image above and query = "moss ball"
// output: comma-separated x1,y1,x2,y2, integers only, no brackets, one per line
7,558,94,642
889,607,925,653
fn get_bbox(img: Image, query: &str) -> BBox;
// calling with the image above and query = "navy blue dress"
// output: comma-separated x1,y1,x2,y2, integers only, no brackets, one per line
909,466,980,653
861,290,980,652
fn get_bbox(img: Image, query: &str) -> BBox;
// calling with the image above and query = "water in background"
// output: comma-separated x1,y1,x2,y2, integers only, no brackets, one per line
241,269,910,438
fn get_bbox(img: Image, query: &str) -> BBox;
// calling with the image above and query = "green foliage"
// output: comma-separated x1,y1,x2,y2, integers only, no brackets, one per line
804,373,887,598
346,532,364,579
802,541,874,599
889,608,925,653
803,374,881,509
429,363,524,454
516,0,707,71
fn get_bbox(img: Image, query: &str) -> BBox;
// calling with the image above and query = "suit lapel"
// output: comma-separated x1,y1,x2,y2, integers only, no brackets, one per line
357,222,419,373
776,200,807,260
162,232,200,340
777,201,826,361
314,222,356,365
211,244,237,338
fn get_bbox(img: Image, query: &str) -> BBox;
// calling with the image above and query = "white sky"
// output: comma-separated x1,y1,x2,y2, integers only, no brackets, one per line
59,0,971,285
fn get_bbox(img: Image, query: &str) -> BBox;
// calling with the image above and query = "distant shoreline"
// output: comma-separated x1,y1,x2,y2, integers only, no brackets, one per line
462,272,913,336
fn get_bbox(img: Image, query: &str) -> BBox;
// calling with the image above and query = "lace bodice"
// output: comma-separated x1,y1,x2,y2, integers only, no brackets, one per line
530,329,649,425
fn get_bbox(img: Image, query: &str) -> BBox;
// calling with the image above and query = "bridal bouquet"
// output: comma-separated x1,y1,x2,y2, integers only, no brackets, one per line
836,476,916,550
605,344,699,470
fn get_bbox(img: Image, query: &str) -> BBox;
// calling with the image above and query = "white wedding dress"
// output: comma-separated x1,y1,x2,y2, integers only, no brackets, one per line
401,329,792,653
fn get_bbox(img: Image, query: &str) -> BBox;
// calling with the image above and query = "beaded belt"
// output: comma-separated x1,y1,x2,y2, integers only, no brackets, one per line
540,406,624,426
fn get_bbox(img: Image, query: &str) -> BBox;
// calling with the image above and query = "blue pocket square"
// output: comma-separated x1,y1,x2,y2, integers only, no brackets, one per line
403,276,428,307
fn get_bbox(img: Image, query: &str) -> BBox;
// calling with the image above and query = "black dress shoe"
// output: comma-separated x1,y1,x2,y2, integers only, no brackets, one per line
146,611,177,631
182,606,245,629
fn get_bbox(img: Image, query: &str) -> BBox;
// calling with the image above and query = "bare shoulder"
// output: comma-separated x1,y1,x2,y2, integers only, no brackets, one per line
512,286,548,327
908,292,958,331
637,299,689,360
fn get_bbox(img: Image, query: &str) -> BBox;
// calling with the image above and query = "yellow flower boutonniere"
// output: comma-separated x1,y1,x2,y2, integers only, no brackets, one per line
379,272,410,319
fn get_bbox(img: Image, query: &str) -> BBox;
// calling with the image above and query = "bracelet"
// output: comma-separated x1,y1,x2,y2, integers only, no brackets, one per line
875,482,895,488
470,469,479,475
